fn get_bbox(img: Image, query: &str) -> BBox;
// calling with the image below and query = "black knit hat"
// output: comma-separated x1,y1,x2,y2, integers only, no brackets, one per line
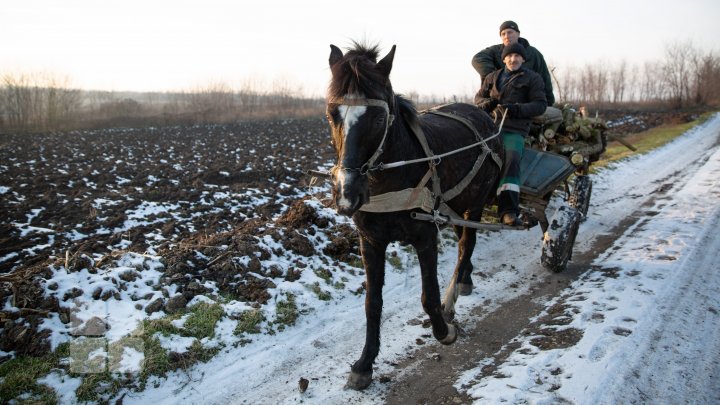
501,43,526,60
499,20,520,34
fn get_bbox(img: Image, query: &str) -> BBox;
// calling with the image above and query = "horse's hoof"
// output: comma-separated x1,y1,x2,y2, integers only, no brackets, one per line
439,323,457,345
345,370,372,390
457,283,473,296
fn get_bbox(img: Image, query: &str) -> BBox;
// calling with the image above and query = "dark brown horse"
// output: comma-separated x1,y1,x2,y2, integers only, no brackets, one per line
326,42,502,390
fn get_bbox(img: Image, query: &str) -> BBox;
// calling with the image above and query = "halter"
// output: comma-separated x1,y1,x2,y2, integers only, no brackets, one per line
327,96,395,175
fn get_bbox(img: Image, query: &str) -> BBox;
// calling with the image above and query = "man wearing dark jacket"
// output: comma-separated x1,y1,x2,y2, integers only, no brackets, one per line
474,42,547,226
472,20,560,126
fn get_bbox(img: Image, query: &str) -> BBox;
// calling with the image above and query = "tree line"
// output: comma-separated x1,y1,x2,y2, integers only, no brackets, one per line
0,75,324,134
1,41,718,134
553,41,720,110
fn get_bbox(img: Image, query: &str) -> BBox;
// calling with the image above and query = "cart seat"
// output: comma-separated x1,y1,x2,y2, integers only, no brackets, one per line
519,148,575,197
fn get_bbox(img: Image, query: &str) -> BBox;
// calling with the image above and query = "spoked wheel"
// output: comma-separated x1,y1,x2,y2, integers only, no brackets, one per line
569,175,592,219
541,205,581,272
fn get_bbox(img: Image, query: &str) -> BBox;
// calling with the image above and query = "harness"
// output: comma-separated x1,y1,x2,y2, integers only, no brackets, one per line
328,97,503,219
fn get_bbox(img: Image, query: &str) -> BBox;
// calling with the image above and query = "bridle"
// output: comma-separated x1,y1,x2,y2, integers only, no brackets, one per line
327,96,395,176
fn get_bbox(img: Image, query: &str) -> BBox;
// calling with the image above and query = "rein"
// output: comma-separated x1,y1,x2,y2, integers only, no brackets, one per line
379,109,507,171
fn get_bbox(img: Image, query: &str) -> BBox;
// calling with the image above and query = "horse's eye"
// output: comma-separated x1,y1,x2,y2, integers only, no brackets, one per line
374,115,386,128
327,109,341,126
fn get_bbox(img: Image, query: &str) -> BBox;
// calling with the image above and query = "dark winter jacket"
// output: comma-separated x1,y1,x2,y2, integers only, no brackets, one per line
472,37,555,106
474,66,547,135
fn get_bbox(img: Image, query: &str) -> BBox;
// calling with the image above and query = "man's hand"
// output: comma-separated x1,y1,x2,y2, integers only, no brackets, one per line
480,99,499,113
502,103,519,117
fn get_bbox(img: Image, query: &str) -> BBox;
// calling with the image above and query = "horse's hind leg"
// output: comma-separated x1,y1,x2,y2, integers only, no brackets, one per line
416,235,457,345
347,237,387,391
456,225,477,296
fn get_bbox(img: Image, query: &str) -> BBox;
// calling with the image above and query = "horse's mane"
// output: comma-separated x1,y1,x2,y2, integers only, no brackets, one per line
328,42,393,101
395,95,417,122
328,42,420,124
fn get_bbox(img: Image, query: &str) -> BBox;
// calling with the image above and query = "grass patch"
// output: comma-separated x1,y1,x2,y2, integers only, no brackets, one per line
183,302,225,339
347,256,364,269
307,282,332,301
387,253,403,270
234,308,265,335
187,340,221,363
143,317,183,337
138,336,171,388
596,111,716,170
314,268,333,284
0,344,69,403
75,371,121,403
274,293,299,330
1,298,251,403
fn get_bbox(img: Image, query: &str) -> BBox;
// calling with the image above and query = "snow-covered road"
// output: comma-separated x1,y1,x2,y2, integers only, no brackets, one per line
463,119,720,404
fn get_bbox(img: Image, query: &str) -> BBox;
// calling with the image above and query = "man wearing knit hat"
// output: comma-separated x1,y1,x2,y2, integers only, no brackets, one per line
474,42,547,226
472,20,560,125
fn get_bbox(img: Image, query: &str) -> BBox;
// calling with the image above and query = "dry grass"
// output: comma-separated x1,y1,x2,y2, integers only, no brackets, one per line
594,111,717,170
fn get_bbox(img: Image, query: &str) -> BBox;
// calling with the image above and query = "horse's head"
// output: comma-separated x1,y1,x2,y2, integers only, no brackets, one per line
326,42,396,216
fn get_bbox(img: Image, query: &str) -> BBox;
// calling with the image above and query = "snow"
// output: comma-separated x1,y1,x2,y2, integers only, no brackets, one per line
37,372,83,405
10,114,720,404
111,114,720,404
41,253,170,350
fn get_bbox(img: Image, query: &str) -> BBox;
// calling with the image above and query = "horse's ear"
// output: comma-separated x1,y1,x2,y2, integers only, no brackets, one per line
329,45,343,67
376,45,396,77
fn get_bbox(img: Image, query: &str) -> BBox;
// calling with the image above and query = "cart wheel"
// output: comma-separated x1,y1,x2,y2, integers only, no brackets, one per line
541,205,580,272
569,175,592,218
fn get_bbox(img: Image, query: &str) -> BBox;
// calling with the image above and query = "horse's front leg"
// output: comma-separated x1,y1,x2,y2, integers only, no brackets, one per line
442,225,477,321
416,234,457,345
346,236,387,391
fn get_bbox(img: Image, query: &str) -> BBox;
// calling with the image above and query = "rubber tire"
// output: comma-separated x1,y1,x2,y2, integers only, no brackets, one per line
569,175,592,218
541,205,581,272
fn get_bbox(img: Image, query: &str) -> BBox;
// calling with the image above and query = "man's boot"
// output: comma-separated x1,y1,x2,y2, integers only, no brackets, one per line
502,212,523,226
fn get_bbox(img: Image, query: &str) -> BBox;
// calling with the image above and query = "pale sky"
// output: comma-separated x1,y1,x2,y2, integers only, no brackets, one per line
2,0,719,98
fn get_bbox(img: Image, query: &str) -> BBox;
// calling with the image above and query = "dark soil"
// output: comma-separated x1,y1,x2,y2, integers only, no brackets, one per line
602,109,699,136
0,117,360,356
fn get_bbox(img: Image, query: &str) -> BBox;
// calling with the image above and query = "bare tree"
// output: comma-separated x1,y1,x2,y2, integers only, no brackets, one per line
611,60,628,104
577,64,609,108
554,65,573,103
661,41,695,108
627,64,640,102
689,50,720,105
639,62,664,103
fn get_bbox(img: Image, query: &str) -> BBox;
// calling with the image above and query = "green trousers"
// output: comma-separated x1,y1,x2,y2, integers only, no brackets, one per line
497,131,524,217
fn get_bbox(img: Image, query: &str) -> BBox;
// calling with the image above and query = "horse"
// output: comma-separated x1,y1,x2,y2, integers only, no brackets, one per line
325,42,503,390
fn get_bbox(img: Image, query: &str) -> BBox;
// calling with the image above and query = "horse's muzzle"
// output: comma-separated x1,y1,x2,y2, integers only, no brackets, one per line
332,170,369,216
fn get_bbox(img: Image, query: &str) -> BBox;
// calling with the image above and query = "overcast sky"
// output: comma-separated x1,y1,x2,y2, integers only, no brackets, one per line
2,0,719,97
